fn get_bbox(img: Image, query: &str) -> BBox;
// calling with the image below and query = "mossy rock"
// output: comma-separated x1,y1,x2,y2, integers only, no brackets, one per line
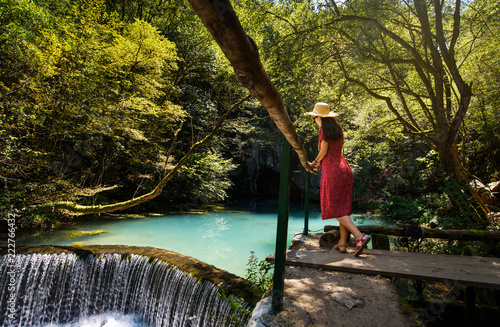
66,230,109,238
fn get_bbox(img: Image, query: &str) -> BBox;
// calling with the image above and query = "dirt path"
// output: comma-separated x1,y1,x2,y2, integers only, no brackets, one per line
248,233,416,327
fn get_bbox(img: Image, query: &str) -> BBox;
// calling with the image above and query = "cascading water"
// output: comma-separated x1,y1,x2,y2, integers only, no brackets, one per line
0,253,250,327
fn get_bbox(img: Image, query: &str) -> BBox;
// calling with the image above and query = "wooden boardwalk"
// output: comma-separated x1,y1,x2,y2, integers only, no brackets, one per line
267,247,500,290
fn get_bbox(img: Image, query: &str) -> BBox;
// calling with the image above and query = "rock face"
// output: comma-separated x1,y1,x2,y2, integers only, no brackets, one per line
230,123,320,201
470,179,500,210
488,181,500,208
246,131,283,197
490,181,500,193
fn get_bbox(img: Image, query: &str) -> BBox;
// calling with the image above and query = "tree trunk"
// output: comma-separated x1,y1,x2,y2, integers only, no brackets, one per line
437,139,458,178
186,0,313,173
413,0,489,221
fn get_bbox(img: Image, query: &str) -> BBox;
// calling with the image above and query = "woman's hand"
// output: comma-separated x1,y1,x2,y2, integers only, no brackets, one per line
308,161,319,169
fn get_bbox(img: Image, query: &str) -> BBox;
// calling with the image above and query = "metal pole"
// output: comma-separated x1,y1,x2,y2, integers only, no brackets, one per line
271,136,291,314
304,172,310,236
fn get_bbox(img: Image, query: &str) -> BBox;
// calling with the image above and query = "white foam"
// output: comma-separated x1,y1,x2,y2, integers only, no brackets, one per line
44,312,147,327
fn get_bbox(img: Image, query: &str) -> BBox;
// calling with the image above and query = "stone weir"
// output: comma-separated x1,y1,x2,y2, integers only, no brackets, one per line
5,244,258,305
1,245,259,327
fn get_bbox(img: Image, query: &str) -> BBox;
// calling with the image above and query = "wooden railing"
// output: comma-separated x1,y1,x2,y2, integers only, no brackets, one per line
321,224,500,251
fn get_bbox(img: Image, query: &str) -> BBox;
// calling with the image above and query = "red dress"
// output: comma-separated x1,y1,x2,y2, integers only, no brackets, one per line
318,128,353,219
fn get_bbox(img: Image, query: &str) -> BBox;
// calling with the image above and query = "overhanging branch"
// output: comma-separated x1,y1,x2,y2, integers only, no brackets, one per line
186,0,314,173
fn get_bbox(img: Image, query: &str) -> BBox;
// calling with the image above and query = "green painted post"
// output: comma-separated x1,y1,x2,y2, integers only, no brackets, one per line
271,136,292,314
304,172,310,236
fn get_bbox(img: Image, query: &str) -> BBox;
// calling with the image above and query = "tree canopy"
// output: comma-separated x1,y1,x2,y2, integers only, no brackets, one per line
233,0,500,228
1,0,499,232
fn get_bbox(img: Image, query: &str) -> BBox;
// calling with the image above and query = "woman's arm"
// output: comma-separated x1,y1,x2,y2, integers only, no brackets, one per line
310,140,328,168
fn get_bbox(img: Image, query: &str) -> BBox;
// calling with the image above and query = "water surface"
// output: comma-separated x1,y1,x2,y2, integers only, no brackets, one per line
22,200,389,277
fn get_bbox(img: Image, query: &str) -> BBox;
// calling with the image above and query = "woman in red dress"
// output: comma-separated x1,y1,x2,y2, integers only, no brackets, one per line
305,102,370,256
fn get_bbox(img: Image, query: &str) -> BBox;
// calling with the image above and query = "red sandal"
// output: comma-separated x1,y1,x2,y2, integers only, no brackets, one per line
354,234,370,257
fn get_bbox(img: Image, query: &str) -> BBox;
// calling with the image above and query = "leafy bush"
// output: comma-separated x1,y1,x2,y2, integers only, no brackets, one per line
379,194,424,224
245,251,273,297
166,151,237,207
435,177,489,229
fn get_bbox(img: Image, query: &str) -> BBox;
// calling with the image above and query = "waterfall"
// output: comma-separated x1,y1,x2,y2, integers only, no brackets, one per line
0,253,250,327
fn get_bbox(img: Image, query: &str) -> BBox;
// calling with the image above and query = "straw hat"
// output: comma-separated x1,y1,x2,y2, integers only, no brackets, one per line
304,102,339,118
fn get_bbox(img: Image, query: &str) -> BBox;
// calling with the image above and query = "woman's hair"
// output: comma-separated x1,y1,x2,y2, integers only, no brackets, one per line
321,117,342,141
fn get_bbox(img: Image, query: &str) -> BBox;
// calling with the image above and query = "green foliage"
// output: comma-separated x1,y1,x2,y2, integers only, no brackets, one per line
217,288,251,327
165,151,237,208
2,0,500,235
438,177,489,229
379,194,425,225
378,175,489,229
245,251,273,297
459,0,500,182
0,0,242,221
183,152,236,203
242,0,500,227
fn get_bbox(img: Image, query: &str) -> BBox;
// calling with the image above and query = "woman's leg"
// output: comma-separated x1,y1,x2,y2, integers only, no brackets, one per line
333,223,349,252
337,215,371,256
336,215,363,240
338,223,349,246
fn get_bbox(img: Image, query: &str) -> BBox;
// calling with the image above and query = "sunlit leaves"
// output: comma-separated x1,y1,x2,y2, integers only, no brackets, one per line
0,0,187,215
1,0,252,217
178,151,237,204
456,0,500,179
106,19,177,96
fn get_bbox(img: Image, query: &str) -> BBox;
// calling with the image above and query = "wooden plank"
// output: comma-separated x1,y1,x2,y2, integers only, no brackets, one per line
266,248,500,290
